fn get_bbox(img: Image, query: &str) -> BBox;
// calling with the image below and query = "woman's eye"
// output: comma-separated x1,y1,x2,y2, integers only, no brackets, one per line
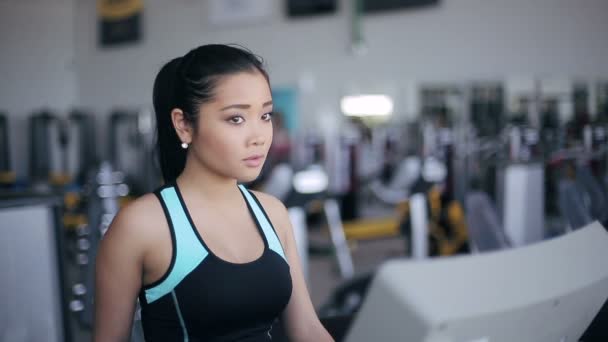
228,116,244,124
262,112,273,121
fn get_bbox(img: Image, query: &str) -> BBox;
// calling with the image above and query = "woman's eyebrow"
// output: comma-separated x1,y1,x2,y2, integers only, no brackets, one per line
220,100,273,111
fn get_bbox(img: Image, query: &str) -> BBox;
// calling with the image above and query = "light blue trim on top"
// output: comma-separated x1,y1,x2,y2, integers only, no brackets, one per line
145,187,209,303
238,185,287,261
171,290,189,342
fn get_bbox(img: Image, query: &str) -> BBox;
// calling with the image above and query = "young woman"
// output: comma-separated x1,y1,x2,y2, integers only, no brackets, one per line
94,44,334,342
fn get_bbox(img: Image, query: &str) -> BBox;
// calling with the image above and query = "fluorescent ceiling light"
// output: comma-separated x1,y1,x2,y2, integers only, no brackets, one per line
341,95,393,117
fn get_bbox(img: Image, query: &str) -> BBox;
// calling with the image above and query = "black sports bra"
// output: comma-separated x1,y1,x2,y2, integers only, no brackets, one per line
138,183,292,341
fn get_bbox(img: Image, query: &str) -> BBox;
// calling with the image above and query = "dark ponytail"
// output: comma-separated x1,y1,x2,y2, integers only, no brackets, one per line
152,44,269,184
153,57,187,184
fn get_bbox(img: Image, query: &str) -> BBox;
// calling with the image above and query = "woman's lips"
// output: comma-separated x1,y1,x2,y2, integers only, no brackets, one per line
243,155,264,167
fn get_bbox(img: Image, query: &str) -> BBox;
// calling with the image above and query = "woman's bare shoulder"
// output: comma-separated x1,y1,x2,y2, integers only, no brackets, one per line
103,192,167,247
249,190,290,236
249,190,287,214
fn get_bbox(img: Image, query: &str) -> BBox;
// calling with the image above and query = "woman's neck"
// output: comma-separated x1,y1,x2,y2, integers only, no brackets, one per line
176,158,239,202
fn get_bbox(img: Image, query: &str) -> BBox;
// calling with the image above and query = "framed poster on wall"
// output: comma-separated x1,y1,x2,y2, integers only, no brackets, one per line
286,0,337,18
98,0,143,47
363,0,439,13
208,0,273,27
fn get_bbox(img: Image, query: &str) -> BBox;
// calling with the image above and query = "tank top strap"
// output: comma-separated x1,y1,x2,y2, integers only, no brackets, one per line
144,184,209,304
237,184,287,262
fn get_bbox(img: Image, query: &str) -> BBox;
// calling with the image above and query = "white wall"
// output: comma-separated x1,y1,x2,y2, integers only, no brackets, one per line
73,0,608,134
0,0,76,179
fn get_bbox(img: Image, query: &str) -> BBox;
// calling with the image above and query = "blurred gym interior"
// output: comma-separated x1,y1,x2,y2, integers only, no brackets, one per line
1,0,608,341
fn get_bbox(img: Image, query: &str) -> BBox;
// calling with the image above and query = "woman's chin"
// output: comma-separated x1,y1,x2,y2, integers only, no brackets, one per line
237,172,262,184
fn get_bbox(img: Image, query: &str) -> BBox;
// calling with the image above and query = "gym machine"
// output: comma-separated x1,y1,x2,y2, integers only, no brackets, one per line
345,222,608,342
108,108,160,196
28,109,97,189
0,111,15,189
282,164,355,280
0,192,72,342
66,162,143,340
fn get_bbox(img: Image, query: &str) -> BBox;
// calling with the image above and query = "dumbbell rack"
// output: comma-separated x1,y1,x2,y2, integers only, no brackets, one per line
69,162,128,329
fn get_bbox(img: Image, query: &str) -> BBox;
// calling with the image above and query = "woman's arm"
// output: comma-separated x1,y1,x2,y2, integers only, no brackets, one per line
94,204,146,342
253,191,334,341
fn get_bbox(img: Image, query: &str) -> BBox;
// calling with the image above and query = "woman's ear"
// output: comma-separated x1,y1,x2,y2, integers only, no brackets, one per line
171,108,192,144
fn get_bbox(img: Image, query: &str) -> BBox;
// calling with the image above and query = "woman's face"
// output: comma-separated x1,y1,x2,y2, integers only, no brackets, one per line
189,71,273,182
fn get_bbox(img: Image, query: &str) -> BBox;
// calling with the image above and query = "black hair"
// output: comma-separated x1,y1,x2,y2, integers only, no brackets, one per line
152,44,269,184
